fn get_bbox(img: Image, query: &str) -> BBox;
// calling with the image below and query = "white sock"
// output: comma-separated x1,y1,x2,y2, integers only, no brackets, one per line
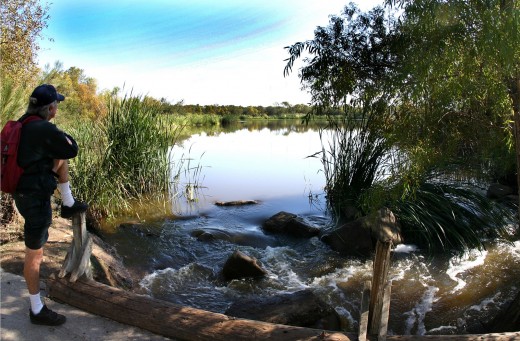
58,181,75,207
29,293,44,315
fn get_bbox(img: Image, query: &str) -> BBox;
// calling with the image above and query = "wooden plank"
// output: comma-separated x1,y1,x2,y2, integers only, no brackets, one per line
359,280,371,341
378,280,392,341
47,275,355,341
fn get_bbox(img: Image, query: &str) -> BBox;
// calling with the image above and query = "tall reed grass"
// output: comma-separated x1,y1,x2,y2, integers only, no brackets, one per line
68,94,182,224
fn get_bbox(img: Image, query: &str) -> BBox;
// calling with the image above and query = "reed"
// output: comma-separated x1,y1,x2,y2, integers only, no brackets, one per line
68,93,181,222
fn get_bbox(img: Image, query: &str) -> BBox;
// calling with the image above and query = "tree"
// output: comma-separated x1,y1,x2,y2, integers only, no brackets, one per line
0,0,50,84
387,0,519,215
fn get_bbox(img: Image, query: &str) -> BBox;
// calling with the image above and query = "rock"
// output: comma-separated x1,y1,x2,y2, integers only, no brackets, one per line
191,228,278,248
320,217,374,257
222,250,267,280
225,289,342,331
215,200,259,206
487,183,514,199
262,211,320,238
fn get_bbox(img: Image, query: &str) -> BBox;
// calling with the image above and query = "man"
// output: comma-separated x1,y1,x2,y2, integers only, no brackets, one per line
13,84,88,326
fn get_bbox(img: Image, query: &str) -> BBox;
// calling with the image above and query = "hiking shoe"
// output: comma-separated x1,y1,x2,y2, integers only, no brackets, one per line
61,200,88,218
29,305,66,326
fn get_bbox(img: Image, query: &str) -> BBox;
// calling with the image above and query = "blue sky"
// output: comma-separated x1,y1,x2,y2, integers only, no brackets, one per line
38,0,381,106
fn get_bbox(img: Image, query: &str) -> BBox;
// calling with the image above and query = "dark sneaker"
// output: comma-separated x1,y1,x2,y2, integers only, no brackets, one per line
61,199,88,218
29,305,66,326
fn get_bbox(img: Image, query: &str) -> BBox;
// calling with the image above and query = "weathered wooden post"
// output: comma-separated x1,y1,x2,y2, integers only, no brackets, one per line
59,212,92,282
366,208,402,340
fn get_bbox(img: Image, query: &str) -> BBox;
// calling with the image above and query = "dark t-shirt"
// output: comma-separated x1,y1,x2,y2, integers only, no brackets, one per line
16,114,79,196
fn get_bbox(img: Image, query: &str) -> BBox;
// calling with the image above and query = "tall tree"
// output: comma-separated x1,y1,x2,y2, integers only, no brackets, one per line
0,0,50,84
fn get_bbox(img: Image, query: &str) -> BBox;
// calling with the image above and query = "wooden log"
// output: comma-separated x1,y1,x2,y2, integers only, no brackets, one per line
47,275,355,341
58,212,92,282
368,240,392,335
359,280,371,341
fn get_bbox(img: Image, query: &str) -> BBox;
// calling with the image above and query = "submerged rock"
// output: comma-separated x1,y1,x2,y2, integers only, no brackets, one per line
215,200,259,206
222,250,267,280
225,289,342,331
262,211,320,238
191,228,278,248
487,183,514,200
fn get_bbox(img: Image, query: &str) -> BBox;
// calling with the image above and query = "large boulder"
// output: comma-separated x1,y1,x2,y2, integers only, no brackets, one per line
225,289,342,331
262,211,320,238
320,208,401,257
222,250,267,280
320,218,374,257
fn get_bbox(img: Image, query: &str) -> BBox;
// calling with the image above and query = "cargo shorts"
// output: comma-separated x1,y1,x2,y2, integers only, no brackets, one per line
13,193,52,250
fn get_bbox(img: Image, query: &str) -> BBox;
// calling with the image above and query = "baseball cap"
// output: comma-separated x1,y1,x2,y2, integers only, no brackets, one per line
30,84,65,106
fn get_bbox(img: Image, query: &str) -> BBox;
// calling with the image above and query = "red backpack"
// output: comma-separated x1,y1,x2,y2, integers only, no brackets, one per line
1,115,43,193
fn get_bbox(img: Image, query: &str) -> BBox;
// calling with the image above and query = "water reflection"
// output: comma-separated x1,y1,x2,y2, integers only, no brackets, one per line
170,120,329,217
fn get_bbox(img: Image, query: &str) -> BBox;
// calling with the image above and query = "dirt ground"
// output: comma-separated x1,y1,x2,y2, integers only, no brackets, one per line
0,214,139,290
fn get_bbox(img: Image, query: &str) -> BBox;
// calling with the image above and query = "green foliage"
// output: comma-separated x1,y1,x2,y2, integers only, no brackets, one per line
67,94,180,220
285,1,518,252
0,77,29,125
0,0,49,83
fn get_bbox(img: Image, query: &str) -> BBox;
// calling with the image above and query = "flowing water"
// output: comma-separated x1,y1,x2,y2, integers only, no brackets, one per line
102,120,520,335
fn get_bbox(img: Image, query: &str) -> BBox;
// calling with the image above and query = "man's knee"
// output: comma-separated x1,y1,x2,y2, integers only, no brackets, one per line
25,247,44,268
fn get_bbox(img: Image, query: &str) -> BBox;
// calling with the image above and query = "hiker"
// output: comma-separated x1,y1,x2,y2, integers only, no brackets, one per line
13,84,88,326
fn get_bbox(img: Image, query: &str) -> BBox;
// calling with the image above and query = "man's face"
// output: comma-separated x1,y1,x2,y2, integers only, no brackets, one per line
48,101,58,120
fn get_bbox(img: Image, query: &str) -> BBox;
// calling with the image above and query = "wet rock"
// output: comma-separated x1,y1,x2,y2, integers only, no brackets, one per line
487,183,514,199
222,250,267,280
262,211,320,238
225,289,342,331
191,228,278,248
215,200,259,206
320,217,374,257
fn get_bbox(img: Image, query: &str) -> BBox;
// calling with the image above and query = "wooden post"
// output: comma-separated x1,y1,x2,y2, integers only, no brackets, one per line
359,280,371,341
368,240,392,335
59,212,92,282
378,280,392,340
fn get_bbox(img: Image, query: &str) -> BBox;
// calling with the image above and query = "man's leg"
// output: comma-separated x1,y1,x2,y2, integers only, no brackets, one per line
53,159,74,206
53,159,88,217
24,247,44,312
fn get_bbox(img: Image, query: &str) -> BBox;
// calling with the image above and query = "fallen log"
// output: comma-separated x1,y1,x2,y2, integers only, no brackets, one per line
47,274,354,341
46,275,520,341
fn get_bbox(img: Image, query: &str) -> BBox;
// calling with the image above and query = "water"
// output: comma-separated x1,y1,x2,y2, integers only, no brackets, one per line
102,120,520,335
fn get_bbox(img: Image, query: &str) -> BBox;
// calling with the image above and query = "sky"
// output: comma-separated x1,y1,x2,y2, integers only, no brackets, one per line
38,0,382,106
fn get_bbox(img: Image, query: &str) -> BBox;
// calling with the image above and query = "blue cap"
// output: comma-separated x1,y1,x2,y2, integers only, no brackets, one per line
30,84,65,106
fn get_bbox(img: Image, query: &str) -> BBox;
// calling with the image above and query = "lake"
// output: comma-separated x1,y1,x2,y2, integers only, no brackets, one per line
102,119,520,335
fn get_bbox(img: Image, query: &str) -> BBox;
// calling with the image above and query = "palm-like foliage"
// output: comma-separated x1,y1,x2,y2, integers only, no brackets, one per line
391,182,515,254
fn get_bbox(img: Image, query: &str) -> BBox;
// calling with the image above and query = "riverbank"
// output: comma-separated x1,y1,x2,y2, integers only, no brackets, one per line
0,215,140,290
